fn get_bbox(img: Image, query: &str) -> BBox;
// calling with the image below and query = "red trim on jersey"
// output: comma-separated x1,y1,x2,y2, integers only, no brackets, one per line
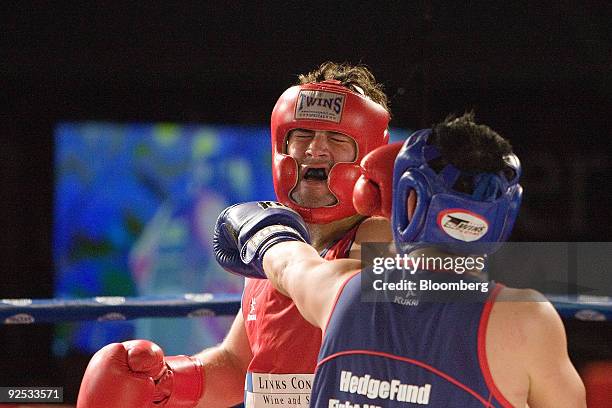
477,284,514,408
322,270,361,336
317,349,497,407
321,220,361,260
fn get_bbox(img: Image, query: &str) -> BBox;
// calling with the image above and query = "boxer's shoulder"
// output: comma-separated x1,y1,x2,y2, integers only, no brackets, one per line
495,286,548,303
489,287,561,350
486,286,571,405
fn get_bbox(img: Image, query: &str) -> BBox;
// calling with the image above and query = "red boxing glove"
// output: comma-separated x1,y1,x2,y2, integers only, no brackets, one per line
353,142,403,219
77,340,203,408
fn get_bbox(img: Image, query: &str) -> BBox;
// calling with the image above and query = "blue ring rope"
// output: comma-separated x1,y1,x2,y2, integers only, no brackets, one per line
1,293,611,324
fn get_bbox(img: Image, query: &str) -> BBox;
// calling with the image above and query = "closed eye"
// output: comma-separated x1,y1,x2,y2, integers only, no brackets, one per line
291,131,314,140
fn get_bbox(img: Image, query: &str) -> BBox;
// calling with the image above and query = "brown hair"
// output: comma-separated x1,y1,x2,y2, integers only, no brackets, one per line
298,61,390,116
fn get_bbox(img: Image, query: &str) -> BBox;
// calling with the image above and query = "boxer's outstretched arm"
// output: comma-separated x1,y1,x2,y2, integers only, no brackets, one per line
263,241,361,329
192,311,253,407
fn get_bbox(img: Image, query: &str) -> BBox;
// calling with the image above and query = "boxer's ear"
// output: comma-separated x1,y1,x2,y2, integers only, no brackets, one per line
407,190,417,221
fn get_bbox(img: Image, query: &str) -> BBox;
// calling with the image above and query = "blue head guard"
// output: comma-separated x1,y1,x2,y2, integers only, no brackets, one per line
392,129,522,255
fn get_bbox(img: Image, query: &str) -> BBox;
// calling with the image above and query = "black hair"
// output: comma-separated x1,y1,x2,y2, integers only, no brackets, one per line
429,112,514,194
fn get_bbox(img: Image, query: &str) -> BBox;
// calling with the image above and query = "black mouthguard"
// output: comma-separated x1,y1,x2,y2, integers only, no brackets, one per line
304,168,328,181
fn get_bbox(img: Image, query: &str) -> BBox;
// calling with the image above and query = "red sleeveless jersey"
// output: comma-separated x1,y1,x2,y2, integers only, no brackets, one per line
242,223,360,407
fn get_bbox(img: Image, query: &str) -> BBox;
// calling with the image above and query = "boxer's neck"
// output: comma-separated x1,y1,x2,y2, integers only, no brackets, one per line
307,214,364,254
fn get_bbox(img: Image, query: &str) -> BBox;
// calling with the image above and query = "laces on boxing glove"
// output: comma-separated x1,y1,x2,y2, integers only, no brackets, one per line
153,369,174,404
240,224,309,266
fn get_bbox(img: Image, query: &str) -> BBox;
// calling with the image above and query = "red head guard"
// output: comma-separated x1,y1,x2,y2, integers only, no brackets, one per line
270,80,390,224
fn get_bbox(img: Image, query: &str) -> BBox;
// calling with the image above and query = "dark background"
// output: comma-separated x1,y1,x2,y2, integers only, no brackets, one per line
1,1,611,403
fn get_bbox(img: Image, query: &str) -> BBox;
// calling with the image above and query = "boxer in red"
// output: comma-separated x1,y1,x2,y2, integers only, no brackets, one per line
77,62,393,407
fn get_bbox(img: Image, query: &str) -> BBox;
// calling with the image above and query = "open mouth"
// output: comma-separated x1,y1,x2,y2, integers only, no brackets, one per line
303,167,328,181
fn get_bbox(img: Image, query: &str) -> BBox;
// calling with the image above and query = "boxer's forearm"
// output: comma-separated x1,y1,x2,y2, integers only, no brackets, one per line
192,312,252,407
264,241,361,328
192,347,247,407
263,241,322,296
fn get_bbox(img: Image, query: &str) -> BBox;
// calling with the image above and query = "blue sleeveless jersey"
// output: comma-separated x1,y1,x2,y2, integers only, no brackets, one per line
312,270,512,408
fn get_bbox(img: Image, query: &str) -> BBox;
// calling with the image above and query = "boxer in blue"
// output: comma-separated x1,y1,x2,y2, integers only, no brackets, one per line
215,114,586,407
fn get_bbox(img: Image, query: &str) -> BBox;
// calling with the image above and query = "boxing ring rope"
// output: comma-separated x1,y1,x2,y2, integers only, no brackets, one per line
0,293,241,324
1,293,612,324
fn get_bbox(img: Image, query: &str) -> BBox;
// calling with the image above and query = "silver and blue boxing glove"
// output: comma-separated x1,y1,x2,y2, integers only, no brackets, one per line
213,201,311,278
